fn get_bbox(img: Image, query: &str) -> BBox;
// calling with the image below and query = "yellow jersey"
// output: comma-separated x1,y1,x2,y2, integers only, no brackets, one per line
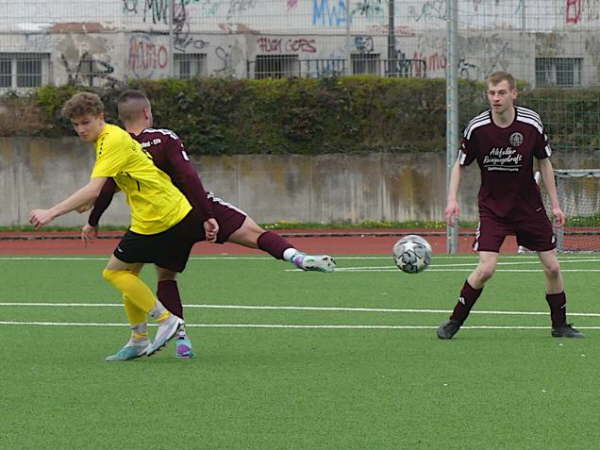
90,124,191,234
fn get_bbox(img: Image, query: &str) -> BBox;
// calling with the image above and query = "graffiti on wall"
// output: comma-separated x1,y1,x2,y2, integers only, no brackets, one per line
312,0,347,26
257,37,317,53
566,0,600,24
567,0,582,23
226,0,257,19
61,52,118,86
354,35,374,53
213,41,243,76
173,2,211,51
352,0,384,21
128,34,169,78
408,0,446,23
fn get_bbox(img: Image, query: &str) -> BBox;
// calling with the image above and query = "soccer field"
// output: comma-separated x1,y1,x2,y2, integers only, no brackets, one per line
2,254,600,449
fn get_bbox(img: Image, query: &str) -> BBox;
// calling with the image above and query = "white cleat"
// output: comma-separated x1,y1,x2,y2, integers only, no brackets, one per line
146,315,183,357
294,254,336,273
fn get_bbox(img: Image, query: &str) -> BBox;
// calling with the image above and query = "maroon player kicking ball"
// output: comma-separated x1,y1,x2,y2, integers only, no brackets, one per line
437,71,583,340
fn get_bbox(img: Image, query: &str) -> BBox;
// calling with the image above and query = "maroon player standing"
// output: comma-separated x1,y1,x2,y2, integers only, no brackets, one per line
437,71,583,340
82,90,335,359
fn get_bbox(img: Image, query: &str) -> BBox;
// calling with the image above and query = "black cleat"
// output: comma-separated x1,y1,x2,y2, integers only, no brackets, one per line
437,319,462,340
551,323,584,338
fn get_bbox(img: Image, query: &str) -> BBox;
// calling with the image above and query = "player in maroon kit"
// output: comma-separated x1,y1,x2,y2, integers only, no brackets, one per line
437,71,583,340
81,90,336,358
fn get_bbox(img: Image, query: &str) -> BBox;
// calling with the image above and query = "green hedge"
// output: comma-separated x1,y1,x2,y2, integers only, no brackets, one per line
1,77,598,154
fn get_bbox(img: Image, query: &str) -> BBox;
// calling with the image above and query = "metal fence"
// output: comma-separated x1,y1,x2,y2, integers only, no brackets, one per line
0,0,598,88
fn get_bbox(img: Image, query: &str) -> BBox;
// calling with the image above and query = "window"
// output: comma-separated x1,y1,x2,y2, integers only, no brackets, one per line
0,53,49,90
174,53,207,79
352,53,380,75
0,57,11,87
254,55,299,79
535,57,582,87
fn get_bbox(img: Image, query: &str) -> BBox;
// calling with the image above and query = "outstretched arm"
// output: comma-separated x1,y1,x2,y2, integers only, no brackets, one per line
29,177,107,229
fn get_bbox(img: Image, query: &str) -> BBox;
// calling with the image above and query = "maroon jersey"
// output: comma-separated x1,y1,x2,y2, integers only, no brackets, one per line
460,106,550,218
89,128,214,226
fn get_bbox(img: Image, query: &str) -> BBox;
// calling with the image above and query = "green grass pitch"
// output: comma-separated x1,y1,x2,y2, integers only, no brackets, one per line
2,254,600,449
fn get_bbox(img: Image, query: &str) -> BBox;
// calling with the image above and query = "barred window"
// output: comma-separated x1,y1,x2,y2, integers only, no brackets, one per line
352,53,380,75
0,53,49,90
0,57,11,88
535,57,582,87
174,53,207,79
254,55,299,79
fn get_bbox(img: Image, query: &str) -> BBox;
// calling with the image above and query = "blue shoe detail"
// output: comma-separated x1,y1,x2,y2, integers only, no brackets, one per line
105,342,149,361
175,337,196,359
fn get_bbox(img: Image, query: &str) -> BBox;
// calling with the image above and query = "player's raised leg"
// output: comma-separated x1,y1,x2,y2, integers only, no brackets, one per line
538,250,583,338
437,251,497,339
227,216,336,272
156,267,195,359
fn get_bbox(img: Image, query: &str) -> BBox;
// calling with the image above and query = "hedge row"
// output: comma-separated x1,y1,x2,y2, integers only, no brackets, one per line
1,77,598,154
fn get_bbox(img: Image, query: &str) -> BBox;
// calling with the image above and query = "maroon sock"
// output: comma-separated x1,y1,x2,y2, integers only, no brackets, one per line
546,292,567,328
449,280,483,323
157,280,184,319
257,231,294,260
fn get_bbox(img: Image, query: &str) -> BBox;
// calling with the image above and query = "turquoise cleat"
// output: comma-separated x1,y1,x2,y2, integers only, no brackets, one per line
175,336,196,359
105,340,150,361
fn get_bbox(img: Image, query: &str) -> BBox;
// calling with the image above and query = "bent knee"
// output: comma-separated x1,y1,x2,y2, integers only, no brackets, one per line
544,263,561,278
476,266,496,281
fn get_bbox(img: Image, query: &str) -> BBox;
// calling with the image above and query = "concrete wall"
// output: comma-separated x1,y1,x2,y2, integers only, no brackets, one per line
2,137,600,227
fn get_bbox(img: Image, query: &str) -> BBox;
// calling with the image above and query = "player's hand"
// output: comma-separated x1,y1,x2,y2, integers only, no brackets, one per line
81,223,99,246
29,209,55,229
445,200,460,226
552,207,565,227
204,218,219,243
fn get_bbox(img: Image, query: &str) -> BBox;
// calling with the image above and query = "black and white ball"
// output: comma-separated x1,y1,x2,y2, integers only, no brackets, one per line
393,235,432,274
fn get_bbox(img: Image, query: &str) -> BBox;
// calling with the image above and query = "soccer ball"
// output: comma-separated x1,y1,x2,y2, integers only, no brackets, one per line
393,235,432,273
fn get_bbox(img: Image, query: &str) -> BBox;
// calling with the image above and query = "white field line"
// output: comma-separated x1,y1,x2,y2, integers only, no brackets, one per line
1,321,600,330
0,255,590,262
2,302,600,318
331,269,600,273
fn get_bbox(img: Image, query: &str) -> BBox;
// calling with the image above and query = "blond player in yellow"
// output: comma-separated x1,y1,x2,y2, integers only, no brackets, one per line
29,92,218,360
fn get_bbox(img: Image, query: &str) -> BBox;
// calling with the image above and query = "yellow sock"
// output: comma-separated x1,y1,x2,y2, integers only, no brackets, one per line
123,294,147,325
103,269,156,313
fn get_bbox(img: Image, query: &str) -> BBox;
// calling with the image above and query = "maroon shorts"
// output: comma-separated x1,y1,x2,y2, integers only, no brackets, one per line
473,210,556,253
205,193,247,244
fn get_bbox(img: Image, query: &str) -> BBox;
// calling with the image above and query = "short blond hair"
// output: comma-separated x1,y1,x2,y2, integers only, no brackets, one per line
61,92,104,119
486,71,516,90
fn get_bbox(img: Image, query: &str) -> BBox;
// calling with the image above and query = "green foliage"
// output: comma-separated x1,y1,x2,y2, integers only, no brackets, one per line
2,78,599,154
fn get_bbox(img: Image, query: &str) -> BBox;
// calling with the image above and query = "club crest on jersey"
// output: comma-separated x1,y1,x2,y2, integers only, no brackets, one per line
509,132,524,147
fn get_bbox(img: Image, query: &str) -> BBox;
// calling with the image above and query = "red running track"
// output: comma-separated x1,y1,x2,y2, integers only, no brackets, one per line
0,230,519,255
